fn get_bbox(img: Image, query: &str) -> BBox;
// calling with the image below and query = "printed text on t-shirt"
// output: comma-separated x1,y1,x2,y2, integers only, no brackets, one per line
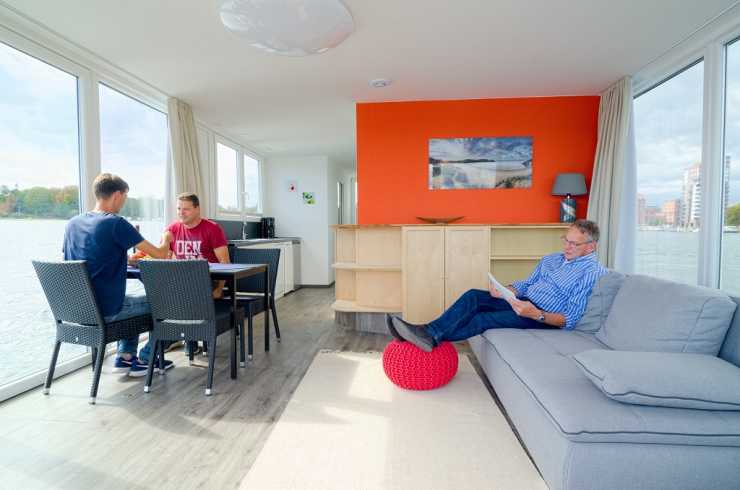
176,240,203,259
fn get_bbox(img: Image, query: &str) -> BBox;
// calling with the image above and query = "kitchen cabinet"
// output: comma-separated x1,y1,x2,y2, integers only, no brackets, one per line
235,241,296,299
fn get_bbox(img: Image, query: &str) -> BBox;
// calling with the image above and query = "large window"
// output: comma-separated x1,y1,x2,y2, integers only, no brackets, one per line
99,83,168,243
0,23,265,401
634,61,704,285
0,41,84,387
721,39,740,294
243,153,261,214
217,141,240,214
217,140,262,217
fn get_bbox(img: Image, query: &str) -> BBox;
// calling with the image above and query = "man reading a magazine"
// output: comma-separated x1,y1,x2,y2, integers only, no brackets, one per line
387,219,607,352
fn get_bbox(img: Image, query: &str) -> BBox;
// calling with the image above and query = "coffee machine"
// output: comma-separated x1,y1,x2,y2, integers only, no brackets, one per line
260,217,275,238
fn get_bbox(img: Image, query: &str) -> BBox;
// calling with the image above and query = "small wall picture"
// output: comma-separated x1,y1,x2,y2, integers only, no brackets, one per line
429,137,533,190
302,191,315,205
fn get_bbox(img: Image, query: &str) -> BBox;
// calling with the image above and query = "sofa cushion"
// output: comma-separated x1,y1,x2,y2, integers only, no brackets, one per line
595,274,736,355
483,328,608,357
720,296,740,368
574,270,625,333
481,328,740,446
572,349,740,410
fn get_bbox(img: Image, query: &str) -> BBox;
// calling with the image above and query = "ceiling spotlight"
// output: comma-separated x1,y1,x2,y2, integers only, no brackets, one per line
370,78,392,88
219,0,354,56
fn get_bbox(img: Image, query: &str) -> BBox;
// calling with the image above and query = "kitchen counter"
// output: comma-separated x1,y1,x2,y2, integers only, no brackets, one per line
229,237,301,246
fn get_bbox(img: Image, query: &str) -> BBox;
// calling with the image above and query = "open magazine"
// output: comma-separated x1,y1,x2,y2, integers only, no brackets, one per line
488,272,516,301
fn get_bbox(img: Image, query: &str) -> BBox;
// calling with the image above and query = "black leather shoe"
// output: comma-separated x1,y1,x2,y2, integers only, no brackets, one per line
391,316,435,352
386,314,405,342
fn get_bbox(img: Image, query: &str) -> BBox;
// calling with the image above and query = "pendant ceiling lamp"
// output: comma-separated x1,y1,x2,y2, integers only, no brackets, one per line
219,0,355,56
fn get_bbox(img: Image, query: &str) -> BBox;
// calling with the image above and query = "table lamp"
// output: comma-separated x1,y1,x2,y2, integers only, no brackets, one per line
552,173,587,223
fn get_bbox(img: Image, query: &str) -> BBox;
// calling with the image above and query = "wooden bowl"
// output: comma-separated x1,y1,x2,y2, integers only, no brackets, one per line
416,216,464,224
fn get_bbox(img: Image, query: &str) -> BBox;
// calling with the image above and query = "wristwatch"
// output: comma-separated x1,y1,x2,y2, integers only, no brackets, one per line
536,311,546,323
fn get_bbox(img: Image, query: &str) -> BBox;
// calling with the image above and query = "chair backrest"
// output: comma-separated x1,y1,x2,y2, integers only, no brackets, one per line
138,260,215,322
230,248,280,296
32,260,104,326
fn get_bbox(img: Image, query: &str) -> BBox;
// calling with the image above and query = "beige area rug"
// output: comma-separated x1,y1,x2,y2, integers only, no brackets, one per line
240,351,546,490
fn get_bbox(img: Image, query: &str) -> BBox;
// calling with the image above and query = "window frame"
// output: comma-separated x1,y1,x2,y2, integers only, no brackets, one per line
241,146,264,217
98,80,170,241
0,18,173,402
0,6,266,401
215,136,243,219
632,9,740,290
214,135,264,221
0,26,92,402
632,58,705,285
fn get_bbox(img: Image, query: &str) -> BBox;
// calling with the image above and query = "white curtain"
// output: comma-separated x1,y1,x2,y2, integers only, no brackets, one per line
165,98,206,223
587,76,636,271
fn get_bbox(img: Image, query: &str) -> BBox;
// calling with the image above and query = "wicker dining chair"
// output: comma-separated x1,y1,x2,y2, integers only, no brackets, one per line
138,259,243,396
32,260,153,404
229,248,281,364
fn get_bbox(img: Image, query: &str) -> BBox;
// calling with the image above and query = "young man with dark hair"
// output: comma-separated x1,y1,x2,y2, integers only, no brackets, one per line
388,219,607,351
63,173,173,376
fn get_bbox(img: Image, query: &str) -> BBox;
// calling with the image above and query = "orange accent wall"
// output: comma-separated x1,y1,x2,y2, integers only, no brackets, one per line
356,96,600,224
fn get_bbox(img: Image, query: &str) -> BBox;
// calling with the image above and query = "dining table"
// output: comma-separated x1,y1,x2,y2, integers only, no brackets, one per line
127,262,269,379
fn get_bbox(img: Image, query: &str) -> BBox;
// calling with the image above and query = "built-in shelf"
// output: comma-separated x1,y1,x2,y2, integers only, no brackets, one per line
332,262,401,271
490,255,543,260
491,224,570,229
332,300,401,313
333,224,562,316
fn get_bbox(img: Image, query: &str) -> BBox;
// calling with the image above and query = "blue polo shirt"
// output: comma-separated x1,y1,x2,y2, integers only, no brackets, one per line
63,212,143,317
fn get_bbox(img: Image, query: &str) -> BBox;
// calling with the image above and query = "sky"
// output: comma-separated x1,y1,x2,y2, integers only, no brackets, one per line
429,137,533,162
0,40,167,203
635,41,740,208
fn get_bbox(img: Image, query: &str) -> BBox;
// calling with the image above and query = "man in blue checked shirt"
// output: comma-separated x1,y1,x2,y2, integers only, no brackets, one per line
387,219,607,352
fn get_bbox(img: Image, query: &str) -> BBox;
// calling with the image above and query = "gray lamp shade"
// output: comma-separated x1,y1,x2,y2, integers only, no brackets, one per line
552,173,587,196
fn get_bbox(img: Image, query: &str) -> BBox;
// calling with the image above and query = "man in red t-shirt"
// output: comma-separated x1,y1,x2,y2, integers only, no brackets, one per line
167,192,230,298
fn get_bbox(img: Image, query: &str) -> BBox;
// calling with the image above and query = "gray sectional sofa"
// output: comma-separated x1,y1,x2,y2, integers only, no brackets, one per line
469,272,740,490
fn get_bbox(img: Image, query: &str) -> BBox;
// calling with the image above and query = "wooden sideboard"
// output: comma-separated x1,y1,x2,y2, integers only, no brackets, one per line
332,224,569,324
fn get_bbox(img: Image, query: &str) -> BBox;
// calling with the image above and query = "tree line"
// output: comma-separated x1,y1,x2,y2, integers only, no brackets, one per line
0,185,163,220
726,203,740,226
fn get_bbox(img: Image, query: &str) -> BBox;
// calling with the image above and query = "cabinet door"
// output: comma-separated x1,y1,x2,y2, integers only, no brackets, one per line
275,244,286,298
293,243,301,288
283,243,294,293
444,227,491,308
402,226,445,324
240,243,285,297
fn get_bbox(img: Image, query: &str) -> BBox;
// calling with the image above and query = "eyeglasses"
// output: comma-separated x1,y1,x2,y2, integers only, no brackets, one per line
560,235,593,248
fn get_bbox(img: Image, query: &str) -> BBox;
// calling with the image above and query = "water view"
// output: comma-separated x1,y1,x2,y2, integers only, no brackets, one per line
0,219,163,388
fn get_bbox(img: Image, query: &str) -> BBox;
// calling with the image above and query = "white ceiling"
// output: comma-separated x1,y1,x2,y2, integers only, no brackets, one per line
2,0,738,166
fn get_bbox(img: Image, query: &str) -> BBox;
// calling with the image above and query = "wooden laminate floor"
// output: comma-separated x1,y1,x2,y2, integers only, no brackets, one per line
0,287,495,490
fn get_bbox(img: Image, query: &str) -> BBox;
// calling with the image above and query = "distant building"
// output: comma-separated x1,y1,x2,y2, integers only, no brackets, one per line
662,199,681,226
678,157,730,228
725,155,732,213
682,163,701,228
690,181,701,228
645,206,663,226
637,194,647,225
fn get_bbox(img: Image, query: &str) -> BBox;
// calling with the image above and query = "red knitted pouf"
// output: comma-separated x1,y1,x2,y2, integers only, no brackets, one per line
382,340,459,390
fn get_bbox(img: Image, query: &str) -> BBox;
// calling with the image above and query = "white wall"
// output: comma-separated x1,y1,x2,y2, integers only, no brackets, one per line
264,155,332,285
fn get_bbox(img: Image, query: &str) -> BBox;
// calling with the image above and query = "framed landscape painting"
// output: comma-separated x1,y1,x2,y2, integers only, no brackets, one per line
428,137,533,190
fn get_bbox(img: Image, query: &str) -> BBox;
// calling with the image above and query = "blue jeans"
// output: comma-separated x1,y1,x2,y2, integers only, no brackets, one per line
104,293,152,357
425,289,546,343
